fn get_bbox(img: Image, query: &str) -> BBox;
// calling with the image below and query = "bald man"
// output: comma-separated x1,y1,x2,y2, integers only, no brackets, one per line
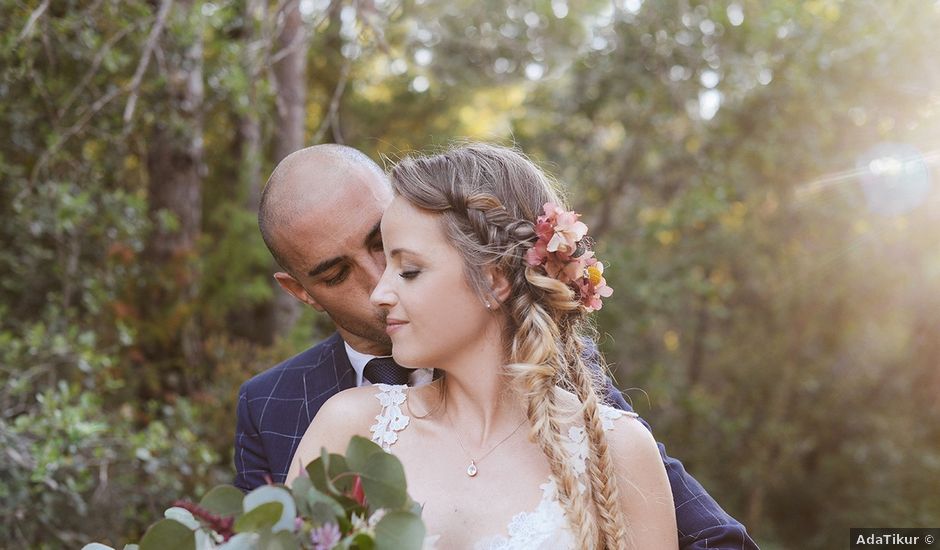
234,145,757,549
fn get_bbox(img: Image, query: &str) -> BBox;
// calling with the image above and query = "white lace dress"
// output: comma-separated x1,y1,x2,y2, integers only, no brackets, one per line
368,384,638,550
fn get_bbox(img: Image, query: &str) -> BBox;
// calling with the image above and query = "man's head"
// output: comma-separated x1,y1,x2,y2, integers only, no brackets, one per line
259,144,393,354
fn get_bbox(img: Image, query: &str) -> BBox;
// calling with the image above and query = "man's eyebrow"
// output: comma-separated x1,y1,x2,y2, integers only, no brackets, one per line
364,221,381,245
308,256,347,278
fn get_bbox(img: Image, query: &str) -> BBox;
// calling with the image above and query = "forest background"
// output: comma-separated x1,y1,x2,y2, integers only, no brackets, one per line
2,0,939,548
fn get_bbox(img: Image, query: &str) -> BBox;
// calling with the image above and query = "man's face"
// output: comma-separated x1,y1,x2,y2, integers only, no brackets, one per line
272,168,394,355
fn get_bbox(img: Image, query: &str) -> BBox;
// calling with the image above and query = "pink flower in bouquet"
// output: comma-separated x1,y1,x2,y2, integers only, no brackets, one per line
311,522,342,550
349,475,367,507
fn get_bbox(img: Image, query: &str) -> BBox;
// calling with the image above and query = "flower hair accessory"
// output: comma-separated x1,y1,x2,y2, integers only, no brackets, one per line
524,202,613,312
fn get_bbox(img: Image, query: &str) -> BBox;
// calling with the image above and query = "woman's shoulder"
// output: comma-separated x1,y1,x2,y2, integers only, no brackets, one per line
317,384,406,425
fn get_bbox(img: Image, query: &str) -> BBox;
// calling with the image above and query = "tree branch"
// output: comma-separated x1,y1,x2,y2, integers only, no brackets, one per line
312,57,351,144
16,0,50,44
123,0,175,125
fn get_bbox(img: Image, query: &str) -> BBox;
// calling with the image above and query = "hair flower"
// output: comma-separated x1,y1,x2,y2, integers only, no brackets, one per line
525,202,613,312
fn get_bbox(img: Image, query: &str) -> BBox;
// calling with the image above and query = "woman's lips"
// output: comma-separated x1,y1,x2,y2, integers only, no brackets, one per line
385,319,408,335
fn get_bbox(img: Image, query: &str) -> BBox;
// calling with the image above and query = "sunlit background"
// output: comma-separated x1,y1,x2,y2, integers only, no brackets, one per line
2,0,939,548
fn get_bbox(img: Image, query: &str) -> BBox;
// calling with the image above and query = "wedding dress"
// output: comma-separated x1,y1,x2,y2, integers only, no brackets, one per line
368,384,637,550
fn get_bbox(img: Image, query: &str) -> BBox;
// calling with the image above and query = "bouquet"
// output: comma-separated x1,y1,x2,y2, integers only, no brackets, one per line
84,436,430,550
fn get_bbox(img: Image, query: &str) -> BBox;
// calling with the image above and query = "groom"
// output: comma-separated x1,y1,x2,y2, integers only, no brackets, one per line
235,144,758,549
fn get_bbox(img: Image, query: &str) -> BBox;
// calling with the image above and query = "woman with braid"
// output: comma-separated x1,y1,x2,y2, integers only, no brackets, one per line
287,143,677,549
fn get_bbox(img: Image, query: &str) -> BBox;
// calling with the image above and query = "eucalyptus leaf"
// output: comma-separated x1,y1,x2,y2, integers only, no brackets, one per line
138,519,196,550
345,435,384,472
360,452,408,509
348,532,375,550
374,511,426,550
164,507,199,529
217,533,259,550
290,475,314,516
233,501,283,533
243,485,296,533
257,529,300,550
200,485,244,517
307,450,352,496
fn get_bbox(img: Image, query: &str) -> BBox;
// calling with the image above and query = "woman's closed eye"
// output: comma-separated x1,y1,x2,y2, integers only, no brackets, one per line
399,270,421,280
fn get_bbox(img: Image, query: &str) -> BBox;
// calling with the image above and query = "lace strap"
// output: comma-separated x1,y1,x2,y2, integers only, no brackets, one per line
562,405,637,485
368,384,411,451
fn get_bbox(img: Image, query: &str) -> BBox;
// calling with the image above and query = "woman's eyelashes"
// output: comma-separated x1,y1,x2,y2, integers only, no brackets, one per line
399,269,421,280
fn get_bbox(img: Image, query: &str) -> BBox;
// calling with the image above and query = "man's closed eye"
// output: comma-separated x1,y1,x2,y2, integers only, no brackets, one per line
323,268,349,286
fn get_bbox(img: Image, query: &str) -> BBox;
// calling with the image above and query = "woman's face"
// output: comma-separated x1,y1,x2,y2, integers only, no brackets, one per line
370,196,495,369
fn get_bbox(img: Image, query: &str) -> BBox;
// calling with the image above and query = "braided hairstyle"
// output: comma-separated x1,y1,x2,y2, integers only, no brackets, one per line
390,143,632,549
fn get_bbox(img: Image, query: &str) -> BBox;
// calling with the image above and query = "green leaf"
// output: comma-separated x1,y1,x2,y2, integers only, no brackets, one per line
243,485,296,533
348,532,375,550
305,487,345,521
233,501,283,533
138,519,196,550
256,530,299,550
291,475,315,515
345,435,385,472
360,452,408,509
374,511,426,550
199,484,244,517
307,450,352,496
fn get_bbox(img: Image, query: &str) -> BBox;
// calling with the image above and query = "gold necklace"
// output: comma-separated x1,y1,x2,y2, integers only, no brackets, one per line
445,406,528,477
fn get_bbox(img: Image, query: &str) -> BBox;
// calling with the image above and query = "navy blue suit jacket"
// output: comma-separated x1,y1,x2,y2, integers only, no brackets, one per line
234,332,758,549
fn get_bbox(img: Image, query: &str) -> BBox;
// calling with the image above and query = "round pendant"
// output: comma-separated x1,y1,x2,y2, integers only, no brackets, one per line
466,461,478,477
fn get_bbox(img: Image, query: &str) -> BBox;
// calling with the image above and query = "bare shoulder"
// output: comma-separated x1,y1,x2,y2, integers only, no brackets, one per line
287,385,391,485
302,385,394,456
603,407,663,481
315,384,387,430
605,406,678,547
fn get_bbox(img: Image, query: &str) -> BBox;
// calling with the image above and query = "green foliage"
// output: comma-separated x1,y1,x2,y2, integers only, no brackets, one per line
84,437,425,550
2,0,939,548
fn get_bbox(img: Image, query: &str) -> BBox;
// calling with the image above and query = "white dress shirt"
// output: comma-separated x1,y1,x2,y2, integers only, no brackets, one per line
343,341,434,387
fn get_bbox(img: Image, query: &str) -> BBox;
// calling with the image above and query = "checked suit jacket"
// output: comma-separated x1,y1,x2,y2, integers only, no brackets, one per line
234,331,758,549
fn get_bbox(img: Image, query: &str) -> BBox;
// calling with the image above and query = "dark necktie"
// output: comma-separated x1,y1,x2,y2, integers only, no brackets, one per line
363,357,415,386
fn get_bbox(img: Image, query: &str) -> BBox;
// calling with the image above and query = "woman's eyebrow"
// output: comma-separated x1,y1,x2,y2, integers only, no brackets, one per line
389,247,421,259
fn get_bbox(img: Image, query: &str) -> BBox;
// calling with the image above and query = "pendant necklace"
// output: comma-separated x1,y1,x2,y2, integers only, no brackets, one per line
446,407,528,478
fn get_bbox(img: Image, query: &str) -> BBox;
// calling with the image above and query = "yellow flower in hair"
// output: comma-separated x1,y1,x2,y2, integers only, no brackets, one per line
587,263,604,286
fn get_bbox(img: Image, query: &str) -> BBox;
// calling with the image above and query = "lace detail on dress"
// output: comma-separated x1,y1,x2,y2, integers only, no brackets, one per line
475,480,574,550
473,403,638,550
368,384,410,451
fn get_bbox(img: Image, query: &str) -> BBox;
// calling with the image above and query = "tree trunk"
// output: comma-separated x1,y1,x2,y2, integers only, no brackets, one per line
140,0,205,392
268,0,307,338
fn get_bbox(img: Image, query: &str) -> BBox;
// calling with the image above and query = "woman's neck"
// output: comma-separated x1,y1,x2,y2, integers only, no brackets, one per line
433,332,527,449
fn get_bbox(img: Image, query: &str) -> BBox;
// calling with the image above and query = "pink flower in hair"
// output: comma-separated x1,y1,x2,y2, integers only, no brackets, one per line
541,203,588,255
524,202,613,311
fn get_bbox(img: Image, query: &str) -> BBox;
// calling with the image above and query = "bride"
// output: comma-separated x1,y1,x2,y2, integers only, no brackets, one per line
286,143,677,549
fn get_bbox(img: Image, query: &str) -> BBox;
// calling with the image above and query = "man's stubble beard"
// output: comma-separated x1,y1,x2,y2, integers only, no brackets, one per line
332,309,392,351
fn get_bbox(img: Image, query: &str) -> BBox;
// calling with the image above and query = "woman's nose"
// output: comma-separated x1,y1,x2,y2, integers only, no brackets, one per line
370,267,396,309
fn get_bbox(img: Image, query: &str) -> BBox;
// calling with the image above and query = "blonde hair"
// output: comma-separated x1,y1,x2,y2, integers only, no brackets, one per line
390,143,630,549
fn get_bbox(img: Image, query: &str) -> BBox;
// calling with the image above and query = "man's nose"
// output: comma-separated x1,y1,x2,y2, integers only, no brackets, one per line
364,250,387,291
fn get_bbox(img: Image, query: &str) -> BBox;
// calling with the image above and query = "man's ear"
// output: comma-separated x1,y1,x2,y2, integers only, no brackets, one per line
274,272,324,312
484,266,513,306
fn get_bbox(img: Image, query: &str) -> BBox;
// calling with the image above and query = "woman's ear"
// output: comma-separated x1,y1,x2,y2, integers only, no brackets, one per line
485,266,513,306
